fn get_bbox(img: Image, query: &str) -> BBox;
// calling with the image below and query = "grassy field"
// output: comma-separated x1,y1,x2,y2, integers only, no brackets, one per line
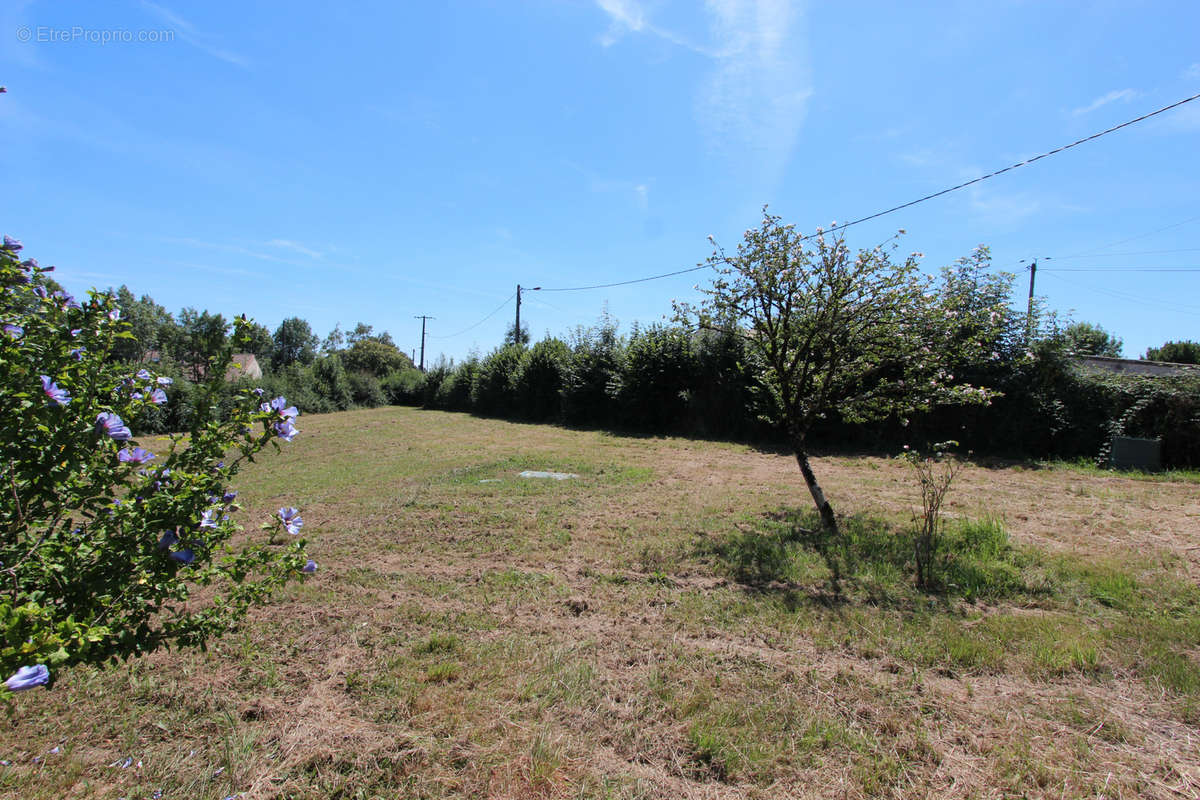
3,406,1199,799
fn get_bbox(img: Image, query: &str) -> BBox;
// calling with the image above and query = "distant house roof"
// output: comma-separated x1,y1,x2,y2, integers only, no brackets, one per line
140,352,263,382
1078,355,1200,377
225,353,263,382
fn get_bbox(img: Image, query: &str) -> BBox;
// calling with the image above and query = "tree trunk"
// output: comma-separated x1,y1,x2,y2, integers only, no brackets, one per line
792,442,838,535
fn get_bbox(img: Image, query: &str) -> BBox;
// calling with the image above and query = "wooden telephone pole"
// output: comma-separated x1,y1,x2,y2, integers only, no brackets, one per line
414,315,434,370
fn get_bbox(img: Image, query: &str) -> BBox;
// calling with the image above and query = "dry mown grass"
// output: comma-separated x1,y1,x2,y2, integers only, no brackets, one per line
2,407,1198,799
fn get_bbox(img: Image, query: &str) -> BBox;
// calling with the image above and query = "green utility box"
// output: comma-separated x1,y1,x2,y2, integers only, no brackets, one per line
1110,436,1162,472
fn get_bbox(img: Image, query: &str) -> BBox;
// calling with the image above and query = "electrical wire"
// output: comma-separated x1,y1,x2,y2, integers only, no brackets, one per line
428,291,517,339
1052,214,1200,260
813,92,1200,238
538,264,710,293
537,91,1200,293
995,216,1200,272
1041,267,1200,272
1049,248,1200,260
1040,271,1200,316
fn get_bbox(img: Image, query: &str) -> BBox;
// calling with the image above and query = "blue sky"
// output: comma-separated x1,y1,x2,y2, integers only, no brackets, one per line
2,1,1198,362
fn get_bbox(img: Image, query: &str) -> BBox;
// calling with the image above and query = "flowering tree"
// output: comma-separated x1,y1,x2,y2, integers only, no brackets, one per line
679,210,1000,535
0,236,313,694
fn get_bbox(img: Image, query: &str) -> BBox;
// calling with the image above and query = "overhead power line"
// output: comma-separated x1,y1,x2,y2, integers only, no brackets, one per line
811,92,1200,239
995,214,1200,272
539,264,711,293
1040,271,1200,317
1050,248,1200,260
1054,214,1200,260
1041,266,1200,272
537,91,1200,293
429,291,516,340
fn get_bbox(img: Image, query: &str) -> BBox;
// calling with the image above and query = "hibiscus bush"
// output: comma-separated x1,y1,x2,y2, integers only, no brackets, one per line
0,236,312,694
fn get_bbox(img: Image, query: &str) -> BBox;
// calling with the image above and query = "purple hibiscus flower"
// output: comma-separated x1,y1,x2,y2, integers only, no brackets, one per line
2,324,21,339
222,490,238,504
156,376,173,386
169,548,194,564
149,388,168,405
52,290,81,310
136,369,151,380
2,235,22,252
4,664,48,692
277,507,303,535
117,447,155,465
199,509,220,529
40,375,70,406
95,412,132,440
69,347,85,360
301,559,318,574
265,396,299,420
108,309,120,321
274,420,298,442
158,530,178,549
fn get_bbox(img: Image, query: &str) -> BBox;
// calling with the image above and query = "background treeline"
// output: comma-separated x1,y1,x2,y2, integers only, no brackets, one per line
102,254,1200,467
107,286,417,433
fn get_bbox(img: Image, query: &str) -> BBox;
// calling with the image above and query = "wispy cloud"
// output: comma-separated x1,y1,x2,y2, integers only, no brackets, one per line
564,160,652,210
54,269,124,286
163,236,300,265
634,183,649,210
899,148,942,168
1071,88,1136,117
593,1,812,173
266,239,323,259
140,1,248,67
697,0,812,168
855,125,910,143
966,184,1041,226
596,0,645,45
162,260,258,278
594,0,717,54
162,236,378,278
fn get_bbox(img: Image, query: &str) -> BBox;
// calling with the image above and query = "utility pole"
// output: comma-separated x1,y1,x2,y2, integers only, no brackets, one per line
514,284,540,344
1026,260,1036,338
1020,257,1049,341
414,315,434,371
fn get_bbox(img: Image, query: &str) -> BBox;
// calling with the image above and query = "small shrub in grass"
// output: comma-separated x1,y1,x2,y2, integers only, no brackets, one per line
0,237,311,695
709,507,1028,604
899,442,962,591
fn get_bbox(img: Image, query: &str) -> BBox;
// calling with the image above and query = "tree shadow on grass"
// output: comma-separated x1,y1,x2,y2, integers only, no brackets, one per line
697,508,1032,611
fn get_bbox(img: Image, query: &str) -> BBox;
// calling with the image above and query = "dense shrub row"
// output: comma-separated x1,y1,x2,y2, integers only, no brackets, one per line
388,318,766,441
382,319,1200,468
